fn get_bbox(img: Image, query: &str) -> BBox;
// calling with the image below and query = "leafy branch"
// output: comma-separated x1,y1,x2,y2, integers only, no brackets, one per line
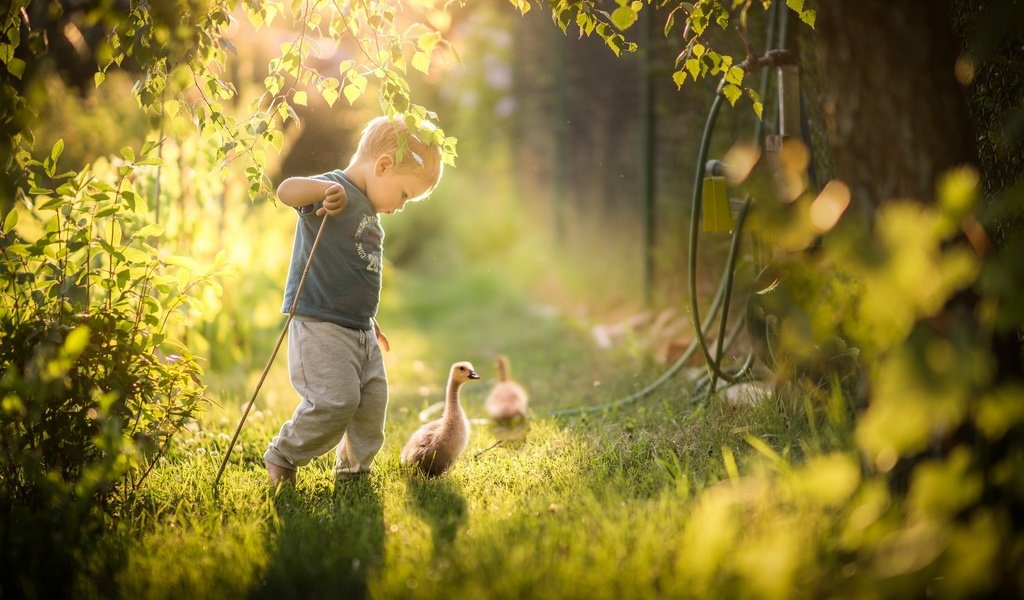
535,0,816,114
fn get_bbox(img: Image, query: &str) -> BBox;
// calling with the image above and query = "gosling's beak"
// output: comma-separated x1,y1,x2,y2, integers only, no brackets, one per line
468,370,480,380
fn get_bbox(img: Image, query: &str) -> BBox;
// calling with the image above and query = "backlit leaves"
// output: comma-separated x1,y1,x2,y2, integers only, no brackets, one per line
785,0,816,27
1,0,464,203
548,0,638,56
611,1,644,31
652,1,816,115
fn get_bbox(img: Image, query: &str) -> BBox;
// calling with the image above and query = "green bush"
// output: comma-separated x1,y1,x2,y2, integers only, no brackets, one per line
724,155,1024,595
0,139,221,596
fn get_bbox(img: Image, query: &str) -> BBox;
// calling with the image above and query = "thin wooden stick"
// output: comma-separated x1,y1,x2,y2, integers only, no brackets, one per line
213,216,330,493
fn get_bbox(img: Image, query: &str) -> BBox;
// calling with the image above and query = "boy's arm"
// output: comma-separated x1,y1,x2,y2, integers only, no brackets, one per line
277,177,347,216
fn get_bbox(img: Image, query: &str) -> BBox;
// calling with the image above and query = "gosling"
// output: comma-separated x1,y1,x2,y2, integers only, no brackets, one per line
485,356,529,424
400,361,480,476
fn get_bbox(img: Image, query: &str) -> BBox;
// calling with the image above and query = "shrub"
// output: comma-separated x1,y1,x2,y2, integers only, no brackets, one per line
0,139,222,596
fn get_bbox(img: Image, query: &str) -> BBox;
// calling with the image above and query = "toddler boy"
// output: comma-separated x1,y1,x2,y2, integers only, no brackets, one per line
264,116,443,484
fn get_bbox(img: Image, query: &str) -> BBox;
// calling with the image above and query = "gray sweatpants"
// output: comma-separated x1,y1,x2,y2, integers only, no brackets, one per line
264,318,388,477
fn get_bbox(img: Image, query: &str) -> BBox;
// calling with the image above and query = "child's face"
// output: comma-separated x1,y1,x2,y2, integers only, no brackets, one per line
367,156,434,215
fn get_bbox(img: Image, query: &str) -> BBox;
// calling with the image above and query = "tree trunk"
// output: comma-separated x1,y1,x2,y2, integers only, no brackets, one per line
811,0,976,215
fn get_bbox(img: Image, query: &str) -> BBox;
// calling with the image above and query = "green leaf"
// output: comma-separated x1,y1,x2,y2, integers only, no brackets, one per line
164,254,201,271
6,57,25,79
38,196,63,210
133,223,165,238
417,31,442,53
605,35,622,57
63,326,91,357
411,51,431,74
685,58,700,79
747,88,763,119
509,0,531,15
722,83,742,106
715,8,729,29
672,70,687,89
293,90,307,106
264,74,283,95
121,146,136,163
610,6,638,31
726,66,744,86
343,75,367,105
2,209,18,234
94,71,106,87
577,10,591,34
663,10,676,36
268,129,284,151
343,84,361,105
321,86,339,107
5,242,29,256
94,204,121,218
121,247,152,263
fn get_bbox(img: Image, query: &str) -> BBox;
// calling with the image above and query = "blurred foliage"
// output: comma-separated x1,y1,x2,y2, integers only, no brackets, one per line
713,145,1024,594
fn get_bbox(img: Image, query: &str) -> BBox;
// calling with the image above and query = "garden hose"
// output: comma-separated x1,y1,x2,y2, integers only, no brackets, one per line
693,316,757,398
213,215,330,493
548,252,745,418
549,3,791,419
705,196,752,396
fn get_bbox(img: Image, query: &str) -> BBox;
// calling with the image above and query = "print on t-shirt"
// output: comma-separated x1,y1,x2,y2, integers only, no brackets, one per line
353,214,383,273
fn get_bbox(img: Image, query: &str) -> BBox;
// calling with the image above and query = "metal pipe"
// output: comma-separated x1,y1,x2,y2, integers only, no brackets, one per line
778,64,802,139
640,5,656,307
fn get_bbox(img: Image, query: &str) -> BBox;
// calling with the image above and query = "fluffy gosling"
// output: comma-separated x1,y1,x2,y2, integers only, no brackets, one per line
400,361,480,476
485,356,529,423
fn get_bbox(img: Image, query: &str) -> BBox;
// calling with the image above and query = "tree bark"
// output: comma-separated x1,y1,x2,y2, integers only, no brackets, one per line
812,0,977,215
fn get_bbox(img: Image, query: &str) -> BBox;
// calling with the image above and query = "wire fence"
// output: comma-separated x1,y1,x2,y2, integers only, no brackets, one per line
507,6,763,311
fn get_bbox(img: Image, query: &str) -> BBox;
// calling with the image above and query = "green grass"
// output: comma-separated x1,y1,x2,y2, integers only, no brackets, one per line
91,260,850,599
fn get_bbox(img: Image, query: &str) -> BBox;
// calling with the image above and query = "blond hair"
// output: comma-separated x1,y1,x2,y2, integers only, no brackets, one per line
351,116,443,190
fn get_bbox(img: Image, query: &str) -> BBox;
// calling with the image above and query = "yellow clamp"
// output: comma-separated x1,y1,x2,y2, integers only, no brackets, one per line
702,175,735,233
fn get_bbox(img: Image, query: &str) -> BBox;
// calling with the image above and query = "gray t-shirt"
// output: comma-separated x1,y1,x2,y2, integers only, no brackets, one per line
281,170,383,330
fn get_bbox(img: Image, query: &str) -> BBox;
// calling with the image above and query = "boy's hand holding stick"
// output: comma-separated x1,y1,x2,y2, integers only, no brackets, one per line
316,183,347,216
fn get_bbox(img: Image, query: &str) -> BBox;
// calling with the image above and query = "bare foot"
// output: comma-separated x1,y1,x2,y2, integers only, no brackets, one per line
264,459,297,486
